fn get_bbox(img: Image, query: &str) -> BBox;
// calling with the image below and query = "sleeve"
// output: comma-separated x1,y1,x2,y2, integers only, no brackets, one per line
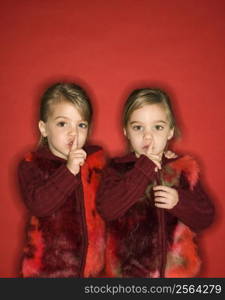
96,155,156,221
18,160,80,217
170,177,215,232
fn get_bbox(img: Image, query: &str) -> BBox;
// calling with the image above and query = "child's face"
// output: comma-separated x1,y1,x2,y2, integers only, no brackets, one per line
39,101,88,159
124,103,174,158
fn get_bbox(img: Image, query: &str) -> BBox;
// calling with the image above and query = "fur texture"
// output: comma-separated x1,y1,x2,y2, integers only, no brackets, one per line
104,155,201,278
21,148,105,277
81,150,106,277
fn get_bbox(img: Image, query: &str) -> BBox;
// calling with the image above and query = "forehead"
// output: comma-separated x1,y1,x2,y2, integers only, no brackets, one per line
48,101,83,119
130,103,169,122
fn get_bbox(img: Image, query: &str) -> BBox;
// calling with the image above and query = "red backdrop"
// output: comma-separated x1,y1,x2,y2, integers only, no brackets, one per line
0,0,224,277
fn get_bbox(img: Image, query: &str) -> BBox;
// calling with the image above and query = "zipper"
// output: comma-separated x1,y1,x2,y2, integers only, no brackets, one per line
77,183,88,277
156,170,166,278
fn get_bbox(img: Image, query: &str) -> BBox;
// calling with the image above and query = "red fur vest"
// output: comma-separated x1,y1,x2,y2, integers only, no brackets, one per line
20,146,105,277
104,155,201,278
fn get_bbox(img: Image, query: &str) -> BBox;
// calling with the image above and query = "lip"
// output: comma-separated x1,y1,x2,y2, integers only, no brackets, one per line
142,145,149,150
142,145,149,154
68,141,73,148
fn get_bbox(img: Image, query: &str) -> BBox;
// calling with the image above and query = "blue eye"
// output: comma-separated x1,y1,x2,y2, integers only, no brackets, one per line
79,122,88,129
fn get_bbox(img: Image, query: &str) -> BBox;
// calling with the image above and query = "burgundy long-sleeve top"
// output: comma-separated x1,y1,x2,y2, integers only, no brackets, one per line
97,153,215,232
18,144,105,278
96,152,215,278
18,147,80,217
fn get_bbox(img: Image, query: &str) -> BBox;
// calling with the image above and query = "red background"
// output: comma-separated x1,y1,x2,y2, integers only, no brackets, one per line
0,0,224,277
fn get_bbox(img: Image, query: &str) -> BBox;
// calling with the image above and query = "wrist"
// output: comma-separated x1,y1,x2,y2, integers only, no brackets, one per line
66,164,79,176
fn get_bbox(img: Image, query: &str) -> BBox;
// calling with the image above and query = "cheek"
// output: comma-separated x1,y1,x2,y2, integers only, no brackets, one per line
79,130,88,142
158,135,169,147
54,130,65,139
130,134,142,146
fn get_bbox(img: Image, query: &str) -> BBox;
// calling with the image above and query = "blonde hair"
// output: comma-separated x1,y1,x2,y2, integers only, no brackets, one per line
39,82,92,145
123,88,179,137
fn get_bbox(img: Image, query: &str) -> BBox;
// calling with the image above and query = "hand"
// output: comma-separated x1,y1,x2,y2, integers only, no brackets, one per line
66,135,87,176
153,185,179,209
146,144,162,171
164,150,177,159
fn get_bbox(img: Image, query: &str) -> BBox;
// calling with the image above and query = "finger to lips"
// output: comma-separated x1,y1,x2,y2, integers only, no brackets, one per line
80,149,87,158
77,150,87,160
147,143,153,156
78,158,85,166
71,149,87,158
71,133,78,151
72,152,85,158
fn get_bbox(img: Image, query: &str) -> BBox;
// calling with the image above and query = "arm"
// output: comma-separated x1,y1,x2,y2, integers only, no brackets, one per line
18,160,80,217
96,155,156,221
170,179,215,232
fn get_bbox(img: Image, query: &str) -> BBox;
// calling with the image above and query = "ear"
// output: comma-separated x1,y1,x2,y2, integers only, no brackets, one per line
38,120,48,137
167,127,174,140
123,128,128,138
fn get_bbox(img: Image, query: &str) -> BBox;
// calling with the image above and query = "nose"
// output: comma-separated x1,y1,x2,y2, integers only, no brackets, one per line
143,129,153,141
68,125,77,138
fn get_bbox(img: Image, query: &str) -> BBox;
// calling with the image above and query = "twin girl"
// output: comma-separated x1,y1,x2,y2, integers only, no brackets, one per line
18,83,214,278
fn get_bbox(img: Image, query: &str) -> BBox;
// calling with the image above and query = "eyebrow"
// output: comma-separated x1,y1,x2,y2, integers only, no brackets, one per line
130,120,167,124
54,116,69,120
54,116,87,122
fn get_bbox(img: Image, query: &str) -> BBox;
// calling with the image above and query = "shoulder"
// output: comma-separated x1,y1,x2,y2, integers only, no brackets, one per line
18,146,59,173
106,152,137,174
19,150,38,167
164,154,200,189
19,146,53,163
18,150,40,178
165,154,199,171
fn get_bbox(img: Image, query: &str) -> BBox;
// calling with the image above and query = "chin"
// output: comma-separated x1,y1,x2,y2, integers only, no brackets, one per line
58,150,68,160
134,151,142,158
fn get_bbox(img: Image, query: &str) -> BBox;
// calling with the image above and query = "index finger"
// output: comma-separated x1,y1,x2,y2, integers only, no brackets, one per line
146,143,153,156
71,134,78,151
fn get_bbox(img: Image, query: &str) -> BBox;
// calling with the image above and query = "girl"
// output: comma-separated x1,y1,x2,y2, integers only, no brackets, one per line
97,88,214,278
18,82,105,277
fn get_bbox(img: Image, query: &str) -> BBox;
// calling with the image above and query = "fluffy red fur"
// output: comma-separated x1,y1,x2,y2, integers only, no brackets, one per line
104,155,201,278
22,217,44,277
21,149,105,277
82,150,106,277
165,222,201,277
163,155,200,189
